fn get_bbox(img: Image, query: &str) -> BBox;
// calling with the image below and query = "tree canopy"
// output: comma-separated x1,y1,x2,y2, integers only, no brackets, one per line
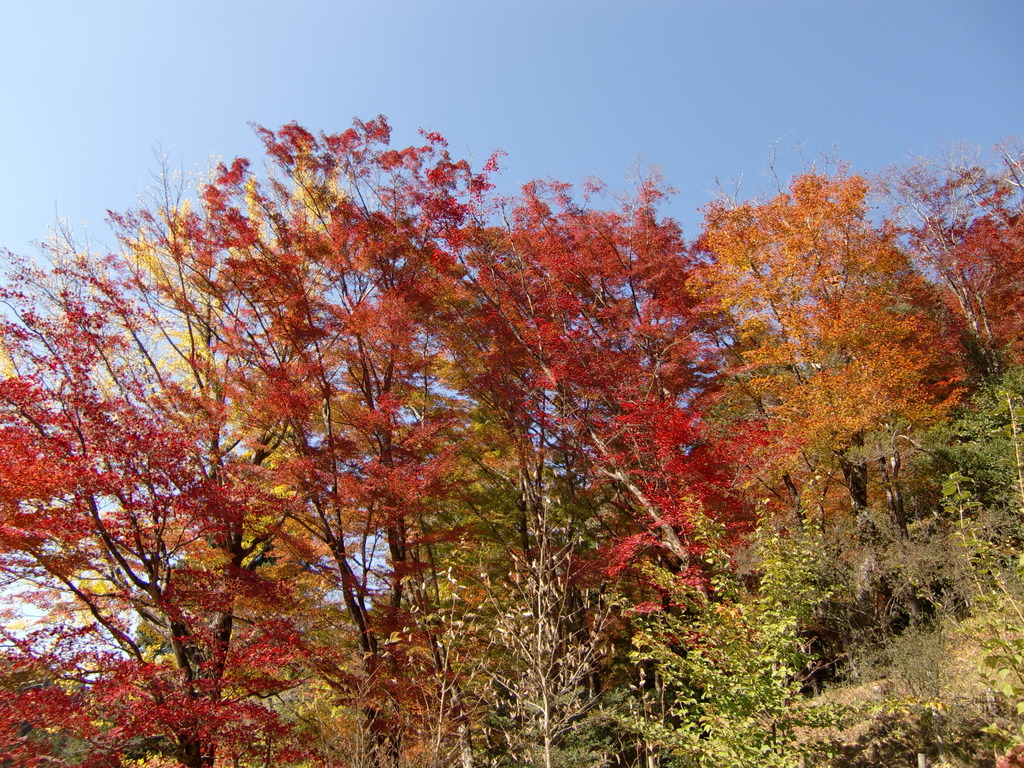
1,119,1022,768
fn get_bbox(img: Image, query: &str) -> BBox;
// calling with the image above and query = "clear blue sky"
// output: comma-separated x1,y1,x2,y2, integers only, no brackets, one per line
1,0,1021,255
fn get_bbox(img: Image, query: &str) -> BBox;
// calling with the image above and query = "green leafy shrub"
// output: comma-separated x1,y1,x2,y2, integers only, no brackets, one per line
627,519,843,767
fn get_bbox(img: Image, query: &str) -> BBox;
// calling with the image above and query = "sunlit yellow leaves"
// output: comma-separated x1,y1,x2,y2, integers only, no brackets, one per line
0,339,16,378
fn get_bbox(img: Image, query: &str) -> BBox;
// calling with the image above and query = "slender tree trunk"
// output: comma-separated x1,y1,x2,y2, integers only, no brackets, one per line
880,451,907,534
840,458,868,512
782,472,803,525
458,720,474,768
840,432,868,513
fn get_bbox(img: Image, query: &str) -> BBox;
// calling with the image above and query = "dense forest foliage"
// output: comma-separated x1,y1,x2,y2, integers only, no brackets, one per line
0,118,1022,768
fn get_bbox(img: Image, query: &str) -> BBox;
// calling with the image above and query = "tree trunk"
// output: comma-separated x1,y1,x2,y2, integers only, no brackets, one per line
880,451,907,534
840,432,869,513
177,735,213,768
840,458,868,512
782,472,804,525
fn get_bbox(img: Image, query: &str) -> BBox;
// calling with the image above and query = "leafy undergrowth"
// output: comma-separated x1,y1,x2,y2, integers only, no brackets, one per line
798,610,1023,768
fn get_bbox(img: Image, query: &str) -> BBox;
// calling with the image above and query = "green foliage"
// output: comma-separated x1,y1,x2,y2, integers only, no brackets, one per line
936,412,1024,757
971,556,1024,752
627,518,843,767
932,366,1024,515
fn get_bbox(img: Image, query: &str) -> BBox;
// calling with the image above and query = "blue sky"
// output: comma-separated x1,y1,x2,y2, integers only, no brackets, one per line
1,0,1021,255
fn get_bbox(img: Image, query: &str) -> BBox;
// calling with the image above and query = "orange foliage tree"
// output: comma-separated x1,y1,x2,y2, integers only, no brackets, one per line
697,173,963,526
